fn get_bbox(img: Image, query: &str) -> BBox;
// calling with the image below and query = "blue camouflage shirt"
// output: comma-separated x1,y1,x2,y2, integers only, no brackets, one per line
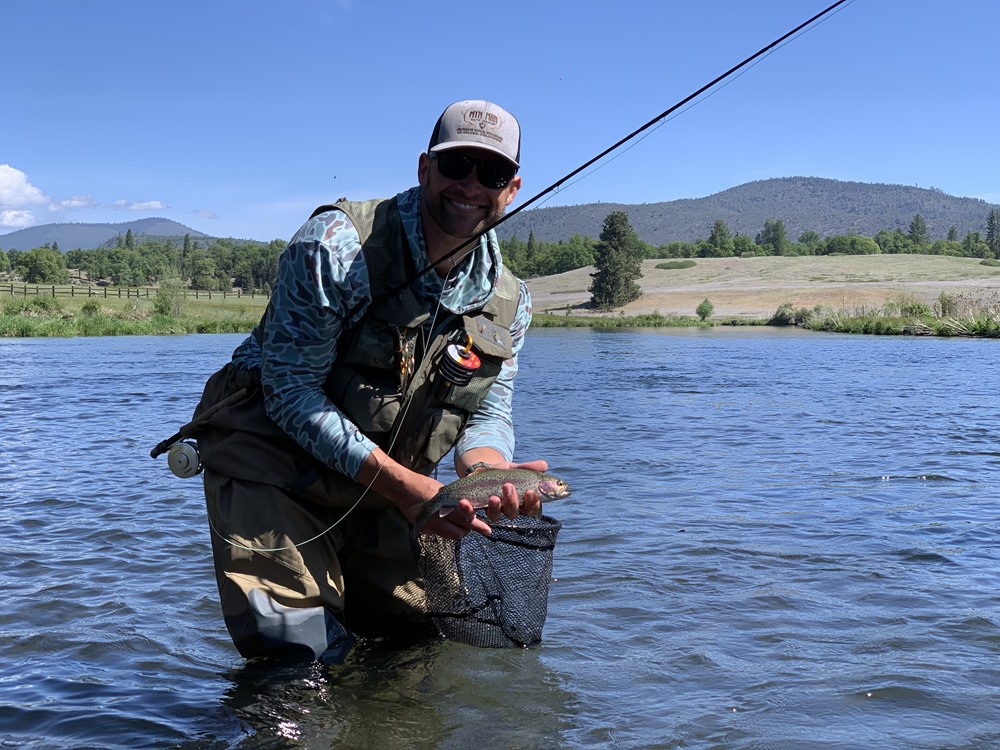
230,186,531,480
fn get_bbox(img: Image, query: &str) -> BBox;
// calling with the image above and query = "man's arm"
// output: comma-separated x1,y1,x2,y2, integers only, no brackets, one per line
258,210,378,479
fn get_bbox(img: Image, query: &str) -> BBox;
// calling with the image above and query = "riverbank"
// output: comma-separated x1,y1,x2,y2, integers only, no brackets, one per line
527,254,1000,317
0,294,262,337
527,254,1000,336
2,255,999,337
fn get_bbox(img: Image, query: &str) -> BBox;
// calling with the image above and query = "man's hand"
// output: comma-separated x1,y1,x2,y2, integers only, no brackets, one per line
462,458,549,523
415,497,494,539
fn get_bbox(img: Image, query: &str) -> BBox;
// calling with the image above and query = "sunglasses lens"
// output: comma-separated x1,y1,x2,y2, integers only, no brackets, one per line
434,152,516,189
435,152,473,181
478,163,515,189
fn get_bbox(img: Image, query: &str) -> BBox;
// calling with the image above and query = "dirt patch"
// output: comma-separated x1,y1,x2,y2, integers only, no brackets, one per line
526,256,1000,318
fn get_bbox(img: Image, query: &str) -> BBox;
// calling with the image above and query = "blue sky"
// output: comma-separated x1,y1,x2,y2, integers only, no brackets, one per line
3,1,998,243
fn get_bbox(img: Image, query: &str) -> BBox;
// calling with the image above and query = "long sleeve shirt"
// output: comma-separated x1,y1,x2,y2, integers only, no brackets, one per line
230,186,532,481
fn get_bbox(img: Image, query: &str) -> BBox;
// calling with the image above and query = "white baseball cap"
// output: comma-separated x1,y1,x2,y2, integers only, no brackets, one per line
427,100,521,167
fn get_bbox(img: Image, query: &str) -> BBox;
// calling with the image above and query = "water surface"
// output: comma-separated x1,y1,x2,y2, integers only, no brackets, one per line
1,328,998,748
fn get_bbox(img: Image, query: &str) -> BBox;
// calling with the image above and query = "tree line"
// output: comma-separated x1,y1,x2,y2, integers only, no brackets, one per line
4,206,999,296
502,207,1000,310
0,230,284,290
501,207,1000,279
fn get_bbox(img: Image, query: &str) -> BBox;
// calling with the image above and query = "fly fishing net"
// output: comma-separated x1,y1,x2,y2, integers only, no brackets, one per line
417,513,562,648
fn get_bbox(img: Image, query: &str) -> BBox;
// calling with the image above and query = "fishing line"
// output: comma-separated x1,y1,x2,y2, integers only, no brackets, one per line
389,0,855,292
535,2,850,204
210,0,856,552
208,263,462,554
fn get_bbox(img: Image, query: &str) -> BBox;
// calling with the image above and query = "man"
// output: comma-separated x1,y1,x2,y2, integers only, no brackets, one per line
192,100,544,662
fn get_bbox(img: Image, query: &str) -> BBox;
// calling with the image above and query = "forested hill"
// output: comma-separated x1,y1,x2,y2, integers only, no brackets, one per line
4,178,997,251
0,218,209,252
498,177,999,244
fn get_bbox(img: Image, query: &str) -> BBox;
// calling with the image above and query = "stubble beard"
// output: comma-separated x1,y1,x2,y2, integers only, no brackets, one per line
425,191,506,241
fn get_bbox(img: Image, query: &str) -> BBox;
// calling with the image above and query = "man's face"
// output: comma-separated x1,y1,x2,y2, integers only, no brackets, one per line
418,147,522,241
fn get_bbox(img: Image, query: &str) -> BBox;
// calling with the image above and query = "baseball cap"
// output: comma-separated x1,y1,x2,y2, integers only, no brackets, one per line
428,100,520,168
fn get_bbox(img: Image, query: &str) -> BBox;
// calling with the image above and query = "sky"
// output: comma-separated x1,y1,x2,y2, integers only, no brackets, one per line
3,1,999,243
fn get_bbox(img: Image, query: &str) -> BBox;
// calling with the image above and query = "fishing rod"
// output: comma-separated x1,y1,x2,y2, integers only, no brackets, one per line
186,0,855,552
399,0,854,292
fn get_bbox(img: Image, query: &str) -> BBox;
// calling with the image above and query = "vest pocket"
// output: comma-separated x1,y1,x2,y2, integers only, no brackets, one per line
438,356,503,412
435,314,511,412
391,407,464,471
325,367,401,439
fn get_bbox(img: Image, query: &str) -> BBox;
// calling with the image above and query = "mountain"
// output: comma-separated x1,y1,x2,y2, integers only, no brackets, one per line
0,218,209,251
3,178,997,252
497,177,999,245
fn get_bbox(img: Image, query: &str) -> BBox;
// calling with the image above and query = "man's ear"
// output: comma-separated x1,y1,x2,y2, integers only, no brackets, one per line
504,175,522,206
418,153,431,187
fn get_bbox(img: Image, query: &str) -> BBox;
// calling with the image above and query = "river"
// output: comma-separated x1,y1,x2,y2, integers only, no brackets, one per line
1,327,998,749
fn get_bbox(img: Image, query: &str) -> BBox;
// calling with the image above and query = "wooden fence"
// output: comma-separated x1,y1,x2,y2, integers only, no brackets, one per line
0,284,262,301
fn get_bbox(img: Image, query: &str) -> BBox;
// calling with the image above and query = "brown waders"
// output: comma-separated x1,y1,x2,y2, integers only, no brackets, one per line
184,199,520,661
196,365,433,662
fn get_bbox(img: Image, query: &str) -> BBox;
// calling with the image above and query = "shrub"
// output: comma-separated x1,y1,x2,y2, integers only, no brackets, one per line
769,302,814,326
696,299,714,321
934,292,959,318
885,293,931,318
153,280,185,317
769,303,796,326
3,296,66,317
81,299,101,316
655,260,697,270
980,258,1000,268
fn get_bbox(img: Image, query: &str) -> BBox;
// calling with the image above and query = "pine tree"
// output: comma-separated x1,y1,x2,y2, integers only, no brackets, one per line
707,219,734,257
588,211,643,310
755,218,788,255
986,208,1000,259
907,214,928,246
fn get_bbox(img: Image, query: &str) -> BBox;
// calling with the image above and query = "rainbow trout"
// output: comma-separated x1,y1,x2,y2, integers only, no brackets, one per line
412,468,571,535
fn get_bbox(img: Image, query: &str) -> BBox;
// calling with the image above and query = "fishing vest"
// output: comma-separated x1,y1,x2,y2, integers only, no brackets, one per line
318,197,520,470
194,197,521,509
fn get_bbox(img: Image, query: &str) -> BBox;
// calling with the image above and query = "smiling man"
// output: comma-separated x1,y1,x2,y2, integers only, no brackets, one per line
189,100,547,662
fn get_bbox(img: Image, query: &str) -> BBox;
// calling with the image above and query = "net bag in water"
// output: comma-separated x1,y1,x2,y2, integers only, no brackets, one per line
418,513,562,648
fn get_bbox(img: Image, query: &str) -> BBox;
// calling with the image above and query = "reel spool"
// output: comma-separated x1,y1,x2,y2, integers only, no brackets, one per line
440,334,480,387
167,440,203,478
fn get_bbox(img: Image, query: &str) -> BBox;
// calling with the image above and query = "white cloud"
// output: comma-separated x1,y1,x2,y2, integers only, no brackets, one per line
0,165,171,228
192,208,218,220
56,195,98,210
0,209,36,229
0,164,49,210
110,199,169,211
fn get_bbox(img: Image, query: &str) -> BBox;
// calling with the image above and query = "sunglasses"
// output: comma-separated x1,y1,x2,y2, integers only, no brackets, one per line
431,151,518,190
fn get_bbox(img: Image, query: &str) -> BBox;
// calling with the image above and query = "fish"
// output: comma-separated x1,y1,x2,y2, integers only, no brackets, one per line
412,468,571,535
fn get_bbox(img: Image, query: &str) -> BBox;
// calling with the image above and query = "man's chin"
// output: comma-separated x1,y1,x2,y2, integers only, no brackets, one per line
438,214,490,241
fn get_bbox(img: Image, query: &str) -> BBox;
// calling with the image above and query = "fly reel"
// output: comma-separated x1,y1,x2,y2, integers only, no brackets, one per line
167,439,203,478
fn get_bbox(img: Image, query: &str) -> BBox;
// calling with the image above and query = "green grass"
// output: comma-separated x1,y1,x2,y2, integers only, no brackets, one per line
5,280,998,339
533,311,703,328
0,291,264,337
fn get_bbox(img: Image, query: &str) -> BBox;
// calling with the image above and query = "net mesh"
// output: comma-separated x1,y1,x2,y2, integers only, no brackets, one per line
418,512,562,647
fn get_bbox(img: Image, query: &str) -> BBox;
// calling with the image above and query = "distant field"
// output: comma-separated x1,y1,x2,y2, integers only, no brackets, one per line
526,255,1000,318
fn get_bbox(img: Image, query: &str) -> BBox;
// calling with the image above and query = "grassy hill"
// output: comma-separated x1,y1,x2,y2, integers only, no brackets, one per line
526,255,1000,318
